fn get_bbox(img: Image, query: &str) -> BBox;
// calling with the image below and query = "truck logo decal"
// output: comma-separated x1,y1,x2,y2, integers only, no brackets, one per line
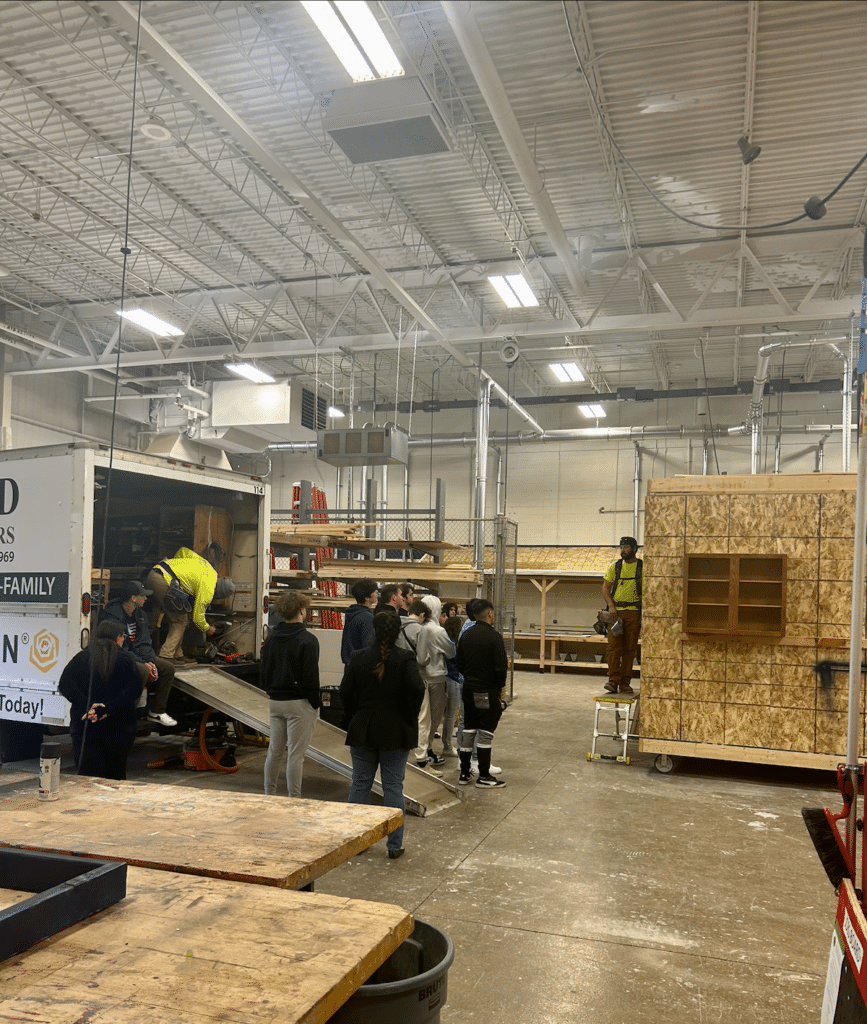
29,629,60,673
0,573,69,603
0,479,19,515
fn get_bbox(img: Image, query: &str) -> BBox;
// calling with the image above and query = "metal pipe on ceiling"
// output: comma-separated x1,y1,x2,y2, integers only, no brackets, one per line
441,1,589,298
743,339,852,474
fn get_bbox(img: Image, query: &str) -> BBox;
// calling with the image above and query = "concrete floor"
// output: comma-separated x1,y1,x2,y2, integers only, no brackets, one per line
6,669,842,1022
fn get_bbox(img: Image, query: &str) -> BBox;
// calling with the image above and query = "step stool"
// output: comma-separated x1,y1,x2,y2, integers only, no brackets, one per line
587,694,640,764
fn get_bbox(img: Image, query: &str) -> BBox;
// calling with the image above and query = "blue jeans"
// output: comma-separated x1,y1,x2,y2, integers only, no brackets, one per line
348,746,409,852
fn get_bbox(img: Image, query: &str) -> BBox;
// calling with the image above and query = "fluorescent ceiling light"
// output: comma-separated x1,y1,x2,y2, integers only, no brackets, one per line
487,274,539,309
327,405,346,418
226,363,275,384
549,361,585,383
303,1,403,82
117,308,183,337
579,403,606,418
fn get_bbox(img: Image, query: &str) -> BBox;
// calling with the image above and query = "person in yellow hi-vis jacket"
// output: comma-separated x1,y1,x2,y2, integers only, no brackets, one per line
145,547,235,665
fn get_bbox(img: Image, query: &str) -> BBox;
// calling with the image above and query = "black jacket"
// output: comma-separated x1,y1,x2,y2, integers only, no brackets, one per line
339,646,424,751
456,619,508,692
58,647,143,733
100,600,157,664
260,621,321,707
341,603,375,665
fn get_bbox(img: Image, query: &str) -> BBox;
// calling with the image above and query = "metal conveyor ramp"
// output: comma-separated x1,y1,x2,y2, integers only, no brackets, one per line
173,665,461,817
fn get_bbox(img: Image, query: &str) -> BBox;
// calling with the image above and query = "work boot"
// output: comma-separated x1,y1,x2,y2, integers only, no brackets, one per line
604,681,617,693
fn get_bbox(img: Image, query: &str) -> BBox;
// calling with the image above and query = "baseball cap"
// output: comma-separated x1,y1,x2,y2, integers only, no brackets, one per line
619,536,639,549
119,580,152,600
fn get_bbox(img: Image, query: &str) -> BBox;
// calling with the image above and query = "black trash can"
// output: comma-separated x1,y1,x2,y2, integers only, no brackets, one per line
319,686,345,728
328,919,454,1024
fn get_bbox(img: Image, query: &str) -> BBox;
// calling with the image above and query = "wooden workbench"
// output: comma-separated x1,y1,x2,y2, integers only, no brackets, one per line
0,865,413,1024
0,775,402,889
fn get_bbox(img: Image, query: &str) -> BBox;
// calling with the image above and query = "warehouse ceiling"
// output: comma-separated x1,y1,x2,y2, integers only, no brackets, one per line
0,0,864,426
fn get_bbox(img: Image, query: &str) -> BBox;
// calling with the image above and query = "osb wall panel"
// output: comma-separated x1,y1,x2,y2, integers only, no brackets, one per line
641,476,863,762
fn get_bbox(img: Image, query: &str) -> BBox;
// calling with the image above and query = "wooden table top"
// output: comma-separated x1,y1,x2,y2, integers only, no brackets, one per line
0,865,413,1024
0,776,402,889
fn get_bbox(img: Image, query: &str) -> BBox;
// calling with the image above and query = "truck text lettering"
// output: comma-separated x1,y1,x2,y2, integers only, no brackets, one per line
2,635,17,663
0,695,43,720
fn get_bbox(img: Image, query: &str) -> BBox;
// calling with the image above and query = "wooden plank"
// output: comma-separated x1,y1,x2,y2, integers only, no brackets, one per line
0,777,401,890
335,538,466,553
638,737,843,770
648,473,856,495
193,505,232,564
319,558,481,584
0,866,413,1024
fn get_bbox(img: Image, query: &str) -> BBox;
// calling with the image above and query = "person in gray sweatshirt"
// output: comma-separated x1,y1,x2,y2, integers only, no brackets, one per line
417,595,455,767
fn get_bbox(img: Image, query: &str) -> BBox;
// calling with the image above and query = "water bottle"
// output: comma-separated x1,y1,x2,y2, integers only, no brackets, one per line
38,740,61,801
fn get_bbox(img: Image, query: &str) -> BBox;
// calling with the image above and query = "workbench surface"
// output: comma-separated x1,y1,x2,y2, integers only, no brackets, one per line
0,865,413,1024
0,775,402,889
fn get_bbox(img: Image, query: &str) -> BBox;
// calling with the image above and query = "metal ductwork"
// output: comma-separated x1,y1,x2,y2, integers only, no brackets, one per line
738,338,851,474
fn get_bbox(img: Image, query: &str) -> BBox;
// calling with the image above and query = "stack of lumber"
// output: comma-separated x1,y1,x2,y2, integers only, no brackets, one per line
270,523,371,546
319,557,481,584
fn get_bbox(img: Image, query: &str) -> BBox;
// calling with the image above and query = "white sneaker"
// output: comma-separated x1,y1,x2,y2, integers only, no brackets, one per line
148,711,178,727
416,759,443,778
470,761,501,775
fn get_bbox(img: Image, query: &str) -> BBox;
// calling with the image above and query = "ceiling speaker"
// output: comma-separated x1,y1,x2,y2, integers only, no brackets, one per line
499,340,520,364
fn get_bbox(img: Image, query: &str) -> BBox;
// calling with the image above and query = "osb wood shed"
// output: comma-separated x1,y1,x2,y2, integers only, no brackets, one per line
640,474,863,769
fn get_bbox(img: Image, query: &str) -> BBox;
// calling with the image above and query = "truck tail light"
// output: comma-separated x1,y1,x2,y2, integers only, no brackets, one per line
82,592,91,615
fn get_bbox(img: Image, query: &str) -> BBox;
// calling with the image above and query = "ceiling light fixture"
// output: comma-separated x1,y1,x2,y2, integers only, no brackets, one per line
117,309,183,337
488,274,539,309
226,362,275,384
302,1,403,82
140,116,173,142
737,135,761,165
0,262,10,278
579,403,606,419
549,361,585,383
328,405,347,418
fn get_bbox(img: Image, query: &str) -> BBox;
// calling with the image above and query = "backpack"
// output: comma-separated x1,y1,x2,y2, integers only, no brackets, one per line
612,558,642,603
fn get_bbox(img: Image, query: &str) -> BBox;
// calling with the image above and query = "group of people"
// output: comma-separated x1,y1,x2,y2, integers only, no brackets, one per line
59,546,236,781
259,578,510,860
60,535,639,844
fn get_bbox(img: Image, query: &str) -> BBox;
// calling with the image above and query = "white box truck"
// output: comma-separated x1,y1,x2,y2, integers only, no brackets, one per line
0,442,270,760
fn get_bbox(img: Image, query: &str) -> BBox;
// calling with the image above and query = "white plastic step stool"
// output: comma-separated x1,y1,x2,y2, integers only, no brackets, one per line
587,694,640,764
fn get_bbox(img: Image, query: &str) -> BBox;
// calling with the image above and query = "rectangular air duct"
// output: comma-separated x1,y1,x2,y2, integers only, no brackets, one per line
322,77,452,164
317,425,409,466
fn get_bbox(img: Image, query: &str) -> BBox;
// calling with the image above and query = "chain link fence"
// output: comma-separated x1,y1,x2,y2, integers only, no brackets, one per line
271,486,517,698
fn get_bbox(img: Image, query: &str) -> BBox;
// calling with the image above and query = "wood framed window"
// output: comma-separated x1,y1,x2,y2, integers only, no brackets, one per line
683,553,786,637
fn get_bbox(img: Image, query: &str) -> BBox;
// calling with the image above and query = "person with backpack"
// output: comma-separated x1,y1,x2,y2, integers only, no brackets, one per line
602,536,643,694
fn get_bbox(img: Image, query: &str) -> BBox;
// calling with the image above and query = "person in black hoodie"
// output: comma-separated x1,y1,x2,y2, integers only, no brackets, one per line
340,578,379,664
100,579,177,727
340,612,425,859
262,590,321,797
58,620,143,780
